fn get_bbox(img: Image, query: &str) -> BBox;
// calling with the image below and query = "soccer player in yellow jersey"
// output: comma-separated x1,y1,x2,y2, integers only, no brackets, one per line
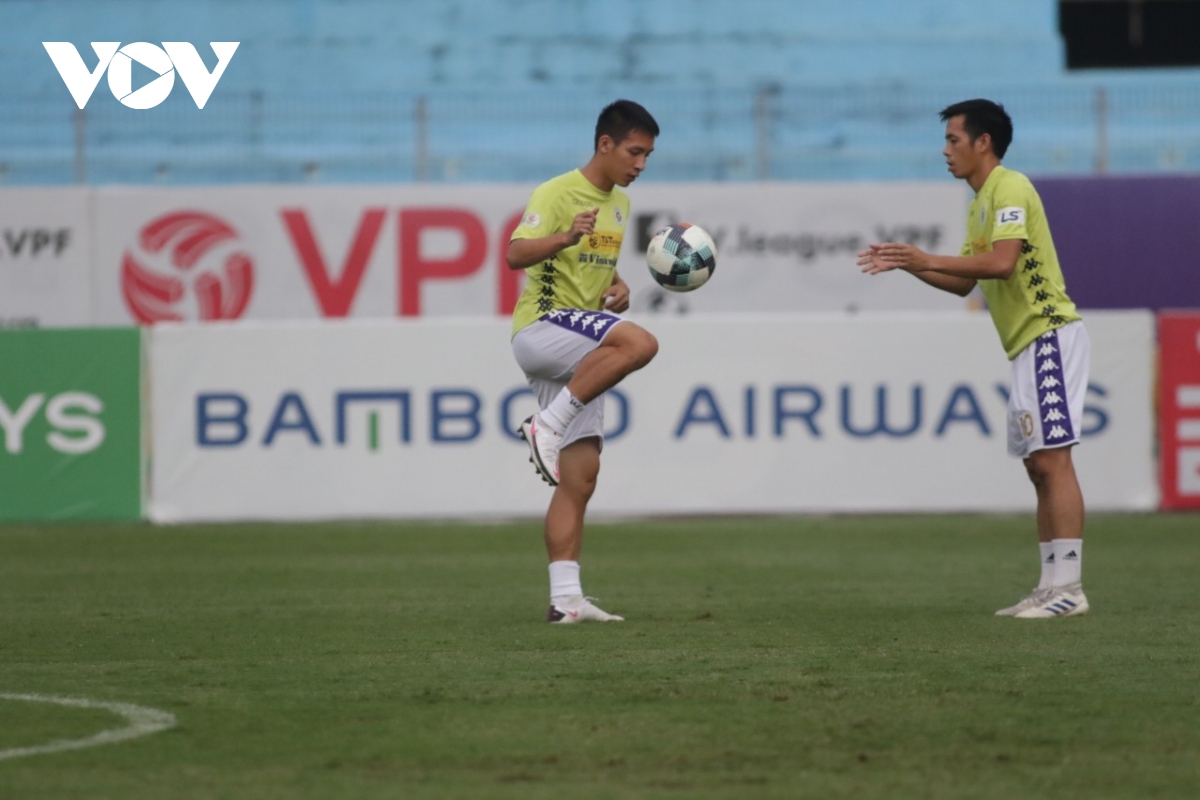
507,100,660,623
857,99,1090,619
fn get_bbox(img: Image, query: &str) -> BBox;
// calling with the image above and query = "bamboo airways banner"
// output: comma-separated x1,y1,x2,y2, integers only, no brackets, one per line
145,311,1155,523
0,328,142,521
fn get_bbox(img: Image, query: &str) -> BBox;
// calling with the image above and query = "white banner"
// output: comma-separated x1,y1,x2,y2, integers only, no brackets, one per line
147,311,1155,522
90,184,531,324
629,182,969,314
0,188,91,327
82,181,969,326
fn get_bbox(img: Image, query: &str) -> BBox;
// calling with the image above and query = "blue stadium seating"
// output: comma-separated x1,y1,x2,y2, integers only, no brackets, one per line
2,0,1199,184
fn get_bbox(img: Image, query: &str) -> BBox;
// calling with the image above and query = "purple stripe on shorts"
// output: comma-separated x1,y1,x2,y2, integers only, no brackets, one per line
1034,328,1076,445
538,309,623,343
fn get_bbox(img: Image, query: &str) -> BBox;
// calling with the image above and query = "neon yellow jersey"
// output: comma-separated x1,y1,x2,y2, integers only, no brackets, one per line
963,166,1081,359
510,169,629,336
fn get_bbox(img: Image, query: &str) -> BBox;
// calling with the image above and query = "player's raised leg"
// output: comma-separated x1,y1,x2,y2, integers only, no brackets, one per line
521,320,657,486
566,320,658,404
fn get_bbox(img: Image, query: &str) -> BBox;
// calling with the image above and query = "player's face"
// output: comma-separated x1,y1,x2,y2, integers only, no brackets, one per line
602,130,655,187
942,115,986,180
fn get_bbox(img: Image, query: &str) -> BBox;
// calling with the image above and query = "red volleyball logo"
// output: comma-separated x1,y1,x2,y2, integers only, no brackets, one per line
121,211,254,323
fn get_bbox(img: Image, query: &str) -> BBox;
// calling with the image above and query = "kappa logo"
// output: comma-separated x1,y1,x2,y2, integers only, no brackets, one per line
1037,342,1058,357
1039,376,1062,390
1039,359,1060,373
1041,391,1064,406
43,42,238,109
121,211,254,323
1044,408,1067,423
1047,425,1069,440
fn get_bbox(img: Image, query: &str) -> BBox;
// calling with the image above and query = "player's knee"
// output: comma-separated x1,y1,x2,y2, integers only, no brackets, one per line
560,466,598,501
1024,447,1069,486
628,329,658,368
1023,456,1047,487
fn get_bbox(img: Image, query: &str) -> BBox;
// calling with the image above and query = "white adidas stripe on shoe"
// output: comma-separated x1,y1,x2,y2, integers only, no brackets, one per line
1015,583,1089,618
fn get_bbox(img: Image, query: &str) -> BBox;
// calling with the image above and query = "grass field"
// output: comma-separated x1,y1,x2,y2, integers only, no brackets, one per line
1,513,1198,799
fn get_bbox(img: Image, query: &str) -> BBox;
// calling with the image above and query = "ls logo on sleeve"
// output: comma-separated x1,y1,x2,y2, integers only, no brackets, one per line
996,207,1026,226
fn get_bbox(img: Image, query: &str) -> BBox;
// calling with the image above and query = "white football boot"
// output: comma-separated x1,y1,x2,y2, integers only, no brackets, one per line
1015,583,1090,619
995,587,1054,617
547,596,625,624
518,414,562,487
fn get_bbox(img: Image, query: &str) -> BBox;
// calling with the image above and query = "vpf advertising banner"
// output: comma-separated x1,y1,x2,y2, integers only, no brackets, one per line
1158,312,1200,510
0,188,91,328
88,181,968,327
146,311,1154,523
0,328,142,521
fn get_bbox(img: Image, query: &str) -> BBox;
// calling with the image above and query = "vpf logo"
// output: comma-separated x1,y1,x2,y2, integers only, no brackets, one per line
121,212,254,323
43,42,238,109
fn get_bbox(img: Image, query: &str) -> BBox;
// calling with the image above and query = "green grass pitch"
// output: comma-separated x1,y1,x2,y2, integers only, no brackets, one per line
1,513,1198,799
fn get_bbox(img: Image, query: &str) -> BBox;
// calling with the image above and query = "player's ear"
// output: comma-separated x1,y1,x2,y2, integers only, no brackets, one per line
597,134,614,154
977,132,992,154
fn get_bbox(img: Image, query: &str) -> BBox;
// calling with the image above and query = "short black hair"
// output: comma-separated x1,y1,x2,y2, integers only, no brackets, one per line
939,99,1013,159
594,99,659,151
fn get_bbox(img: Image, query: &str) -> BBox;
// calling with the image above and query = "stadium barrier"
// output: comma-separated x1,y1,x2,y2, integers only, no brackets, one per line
0,328,142,521
0,311,1159,521
1158,311,1200,510
1,182,970,331
142,312,1156,522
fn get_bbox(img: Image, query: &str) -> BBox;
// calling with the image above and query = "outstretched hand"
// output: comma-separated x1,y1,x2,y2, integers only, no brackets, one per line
857,242,930,274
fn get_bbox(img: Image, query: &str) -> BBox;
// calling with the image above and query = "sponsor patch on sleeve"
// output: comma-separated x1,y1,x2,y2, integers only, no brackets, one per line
995,207,1026,227
521,211,542,229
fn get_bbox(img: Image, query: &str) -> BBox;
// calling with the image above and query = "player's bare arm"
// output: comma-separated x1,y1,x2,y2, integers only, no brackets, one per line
858,238,1023,296
865,239,1022,279
857,244,975,296
601,271,630,313
506,207,599,270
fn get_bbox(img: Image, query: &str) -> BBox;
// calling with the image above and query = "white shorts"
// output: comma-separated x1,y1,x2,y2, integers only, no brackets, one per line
1006,320,1091,458
511,309,627,449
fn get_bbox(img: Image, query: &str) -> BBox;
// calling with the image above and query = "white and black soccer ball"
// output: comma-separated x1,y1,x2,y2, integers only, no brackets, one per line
645,223,717,292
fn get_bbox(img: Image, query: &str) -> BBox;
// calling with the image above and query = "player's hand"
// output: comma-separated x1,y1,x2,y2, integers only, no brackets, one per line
878,242,931,273
601,277,630,313
856,245,893,275
862,242,931,273
565,207,599,245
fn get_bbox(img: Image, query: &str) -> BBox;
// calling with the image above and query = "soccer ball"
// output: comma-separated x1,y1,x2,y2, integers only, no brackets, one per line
645,223,717,292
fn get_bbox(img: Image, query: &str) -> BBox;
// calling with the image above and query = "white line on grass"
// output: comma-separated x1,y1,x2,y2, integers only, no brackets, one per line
0,693,176,761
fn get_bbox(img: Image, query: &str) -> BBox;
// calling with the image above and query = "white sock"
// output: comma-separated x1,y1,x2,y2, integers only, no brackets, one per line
540,388,584,435
1052,539,1083,587
549,560,582,603
1037,542,1055,590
